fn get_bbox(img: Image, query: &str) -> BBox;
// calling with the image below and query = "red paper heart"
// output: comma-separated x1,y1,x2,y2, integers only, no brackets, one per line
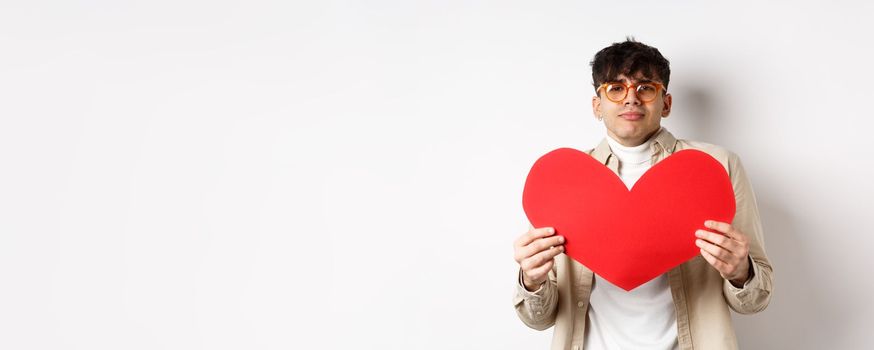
522,148,735,291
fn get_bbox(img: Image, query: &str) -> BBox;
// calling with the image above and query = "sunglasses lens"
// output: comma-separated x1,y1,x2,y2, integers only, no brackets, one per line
636,84,658,101
605,84,627,101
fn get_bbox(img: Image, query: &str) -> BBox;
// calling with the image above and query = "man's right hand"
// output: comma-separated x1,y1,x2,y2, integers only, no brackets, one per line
513,227,565,292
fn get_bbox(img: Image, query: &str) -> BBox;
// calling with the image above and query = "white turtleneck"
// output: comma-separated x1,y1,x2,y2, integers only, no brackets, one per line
583,132,679,350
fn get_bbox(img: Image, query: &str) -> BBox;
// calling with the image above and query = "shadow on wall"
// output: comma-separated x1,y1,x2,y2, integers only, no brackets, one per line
730,197,802,348
670,84,724,145
730,192,855,349
677,81,852,348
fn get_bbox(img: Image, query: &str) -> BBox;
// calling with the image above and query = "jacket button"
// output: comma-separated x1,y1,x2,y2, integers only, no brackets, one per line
577,301,585,308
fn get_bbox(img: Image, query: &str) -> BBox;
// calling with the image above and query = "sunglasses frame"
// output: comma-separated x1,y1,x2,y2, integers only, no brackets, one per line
597,81,666,103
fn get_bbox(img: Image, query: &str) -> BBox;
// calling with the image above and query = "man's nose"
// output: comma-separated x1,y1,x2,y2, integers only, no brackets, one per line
623,87,641,105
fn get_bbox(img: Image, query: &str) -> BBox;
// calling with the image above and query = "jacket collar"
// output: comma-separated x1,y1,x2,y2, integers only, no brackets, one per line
590,127,678,165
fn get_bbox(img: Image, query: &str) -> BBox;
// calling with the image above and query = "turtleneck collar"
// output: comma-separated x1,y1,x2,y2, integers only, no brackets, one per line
605,131,655,165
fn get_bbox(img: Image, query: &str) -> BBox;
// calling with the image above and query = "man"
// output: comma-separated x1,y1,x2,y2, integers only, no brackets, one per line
512,39,773,350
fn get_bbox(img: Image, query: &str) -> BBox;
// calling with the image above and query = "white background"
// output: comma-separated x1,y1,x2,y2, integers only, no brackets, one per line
2,1,873,349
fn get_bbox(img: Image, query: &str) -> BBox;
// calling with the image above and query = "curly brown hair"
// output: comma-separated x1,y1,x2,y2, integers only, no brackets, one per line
590,37,671,93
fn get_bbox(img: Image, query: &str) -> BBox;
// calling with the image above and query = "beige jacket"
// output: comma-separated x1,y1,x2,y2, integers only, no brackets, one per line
513,128,773,350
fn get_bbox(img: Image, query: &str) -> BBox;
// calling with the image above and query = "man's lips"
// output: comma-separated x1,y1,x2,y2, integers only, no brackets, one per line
619,112,644,121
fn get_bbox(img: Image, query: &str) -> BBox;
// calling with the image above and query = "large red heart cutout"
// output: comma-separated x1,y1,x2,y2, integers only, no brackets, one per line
522,148,735,291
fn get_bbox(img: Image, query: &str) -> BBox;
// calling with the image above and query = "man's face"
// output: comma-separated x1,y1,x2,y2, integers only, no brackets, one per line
591,73,672,147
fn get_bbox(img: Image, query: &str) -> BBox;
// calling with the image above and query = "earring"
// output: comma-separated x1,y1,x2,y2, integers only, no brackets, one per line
597,115,603,121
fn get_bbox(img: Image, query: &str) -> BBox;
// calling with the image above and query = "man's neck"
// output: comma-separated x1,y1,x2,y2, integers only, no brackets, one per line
607,128,662,147
606,133,653,165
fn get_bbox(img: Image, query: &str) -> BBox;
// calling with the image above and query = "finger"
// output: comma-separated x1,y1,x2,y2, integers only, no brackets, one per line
515,227,555,248
704,220,730,233
695,229,735,250
700,248,729,274
705,220,737,236
521,244,565,271
714,222,747,242
516,235,564,262
696,238,733,263
525,258,555,282
521,245,564,272
523,234,565,255
695,229,748,260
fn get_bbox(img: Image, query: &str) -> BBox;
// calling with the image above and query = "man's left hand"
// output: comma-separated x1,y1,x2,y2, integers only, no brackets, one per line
695,220,751,288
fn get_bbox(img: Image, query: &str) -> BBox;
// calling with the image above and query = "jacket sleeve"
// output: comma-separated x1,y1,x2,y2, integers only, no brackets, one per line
722,154,774,314
512,266,559,330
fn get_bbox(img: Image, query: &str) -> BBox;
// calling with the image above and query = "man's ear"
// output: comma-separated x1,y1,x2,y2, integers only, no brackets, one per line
592,95,601,119
661,93,672,118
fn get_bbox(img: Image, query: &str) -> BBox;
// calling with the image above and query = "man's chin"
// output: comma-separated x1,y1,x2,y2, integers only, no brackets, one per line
614,129,643,140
